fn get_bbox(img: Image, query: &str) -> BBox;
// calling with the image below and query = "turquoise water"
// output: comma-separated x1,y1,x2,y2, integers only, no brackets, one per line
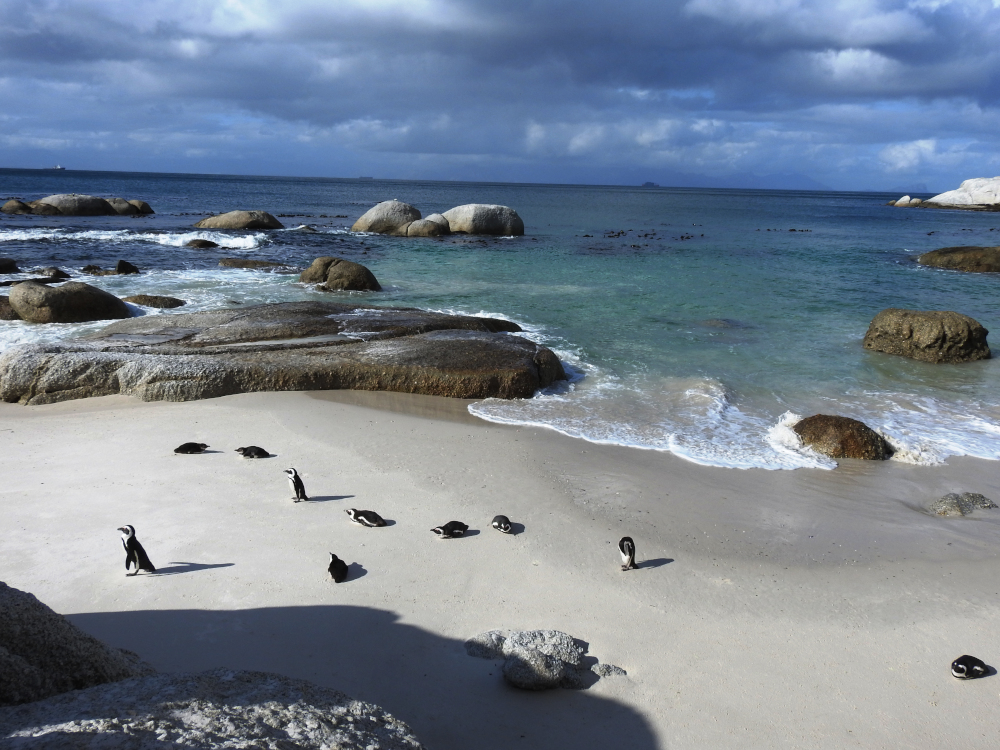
3,168,1000,468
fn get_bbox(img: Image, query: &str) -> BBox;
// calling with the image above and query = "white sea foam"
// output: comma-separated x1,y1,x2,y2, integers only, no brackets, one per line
0,228,266,249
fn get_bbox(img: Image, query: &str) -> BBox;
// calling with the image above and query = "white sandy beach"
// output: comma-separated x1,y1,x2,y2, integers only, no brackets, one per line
2,389,1000,749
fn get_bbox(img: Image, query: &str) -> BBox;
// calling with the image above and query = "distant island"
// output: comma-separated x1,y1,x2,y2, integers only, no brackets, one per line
640,181,659,188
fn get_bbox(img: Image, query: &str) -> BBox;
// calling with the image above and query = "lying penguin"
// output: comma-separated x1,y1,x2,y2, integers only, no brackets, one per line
236,446,270,459
952,655,988,679
491,515,513,534
431,521,469,539
346,509,386,527
174,442,208,454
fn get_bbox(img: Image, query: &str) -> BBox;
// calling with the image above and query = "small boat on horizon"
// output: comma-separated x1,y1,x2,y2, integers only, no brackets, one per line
47,165,66,170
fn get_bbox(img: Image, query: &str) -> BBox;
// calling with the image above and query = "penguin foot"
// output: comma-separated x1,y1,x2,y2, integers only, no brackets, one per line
126,572,137,577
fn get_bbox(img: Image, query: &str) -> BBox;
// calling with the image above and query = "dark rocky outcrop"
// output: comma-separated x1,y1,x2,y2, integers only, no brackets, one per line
929,492,998,517
442,204,524,235
0,301,564,405
863,308,990,363
0,669,423,749
351,200,421,235
186,239,220,249
0,258,19,273
0,581,154,707
34,194,118,216
122,295,186,309
792,414,893,460
0,297,20,320
127,200,154,215
301,257,381,291
917,246,1000,273
465,630,625,691
219,258,294,271
26,201,60,216
8,281,130,324
36,267,70,280
0,200,31,215
194,210,284,230
81,260,139,276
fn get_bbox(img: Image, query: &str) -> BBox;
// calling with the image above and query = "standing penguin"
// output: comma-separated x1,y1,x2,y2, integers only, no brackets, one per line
618,536,638,571
118,525,156,576
328,553,349,583
951,655,988,679
284,468,308,502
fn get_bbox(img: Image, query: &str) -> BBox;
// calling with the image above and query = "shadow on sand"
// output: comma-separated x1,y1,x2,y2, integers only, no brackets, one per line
66,605,658,750
154,562,235,576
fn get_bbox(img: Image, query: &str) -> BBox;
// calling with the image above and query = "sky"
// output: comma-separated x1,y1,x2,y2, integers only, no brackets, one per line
2,0,1000,192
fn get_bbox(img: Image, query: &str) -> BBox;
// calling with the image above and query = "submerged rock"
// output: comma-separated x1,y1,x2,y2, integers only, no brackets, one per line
0,581,154,707
863,308,990,364
0,301,564,405
917,246,1000,273
0,258,20,273
218,258,293,271
186,238,220,249
194,210,284,230
442,204,524,235
36,267,70,280
0,669,423,749
301,257,381,291
81,260,140,276
792,414,892,460
929,492,998,517
122,294,186,309
0,296,20,320
351,200,421,235
26,200,60,216
8,281,130,324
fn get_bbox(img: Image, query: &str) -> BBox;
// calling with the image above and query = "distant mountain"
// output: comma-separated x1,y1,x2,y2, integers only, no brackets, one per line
889,183,929,194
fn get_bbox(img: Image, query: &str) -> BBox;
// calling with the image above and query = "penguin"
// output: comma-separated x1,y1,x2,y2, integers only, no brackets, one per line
117,525,155,576
328,553,349,583
284,468,308,502
951,655,988,679
491,515,513,534
618,536,638,571
235,446,270,459
431,521,469,539
346,509,386,527
174,442,208,454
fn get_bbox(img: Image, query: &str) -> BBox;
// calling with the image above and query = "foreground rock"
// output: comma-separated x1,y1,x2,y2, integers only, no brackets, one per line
442,204,524,235
465,629,625,690
0,669,423,749
352,200,422,235
925,177,1000,209
9,281,130,324
122,295,186,309
792,415,893,460
0,301,565,405
929,492,998,517
194,210,284,230
917,246,1000,273
301,257,382,291
863,308,990,363
0,581,154,707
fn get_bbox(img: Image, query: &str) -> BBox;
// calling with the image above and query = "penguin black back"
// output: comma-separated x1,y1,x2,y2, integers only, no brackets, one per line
236,446,270,459
952,655,988,679
491,515,512,534
431,521,469,538
618,536,637,571
118,525,156,576
328,553,349,583
174,442,208,454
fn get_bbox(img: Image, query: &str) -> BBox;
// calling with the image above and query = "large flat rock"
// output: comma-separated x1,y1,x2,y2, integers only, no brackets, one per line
925,177,1000,209
0,302,565,405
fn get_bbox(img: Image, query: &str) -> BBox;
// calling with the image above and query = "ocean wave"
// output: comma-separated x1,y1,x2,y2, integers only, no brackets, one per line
0,228,266,249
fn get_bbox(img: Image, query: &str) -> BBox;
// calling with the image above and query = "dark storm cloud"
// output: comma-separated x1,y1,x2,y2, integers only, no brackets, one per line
2,0,1000,189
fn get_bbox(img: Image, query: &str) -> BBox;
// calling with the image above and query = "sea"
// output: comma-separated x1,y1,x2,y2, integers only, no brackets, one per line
2,167,1000,470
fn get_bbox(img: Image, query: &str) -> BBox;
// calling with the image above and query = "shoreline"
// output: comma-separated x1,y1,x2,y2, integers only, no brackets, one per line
2,390,1000,748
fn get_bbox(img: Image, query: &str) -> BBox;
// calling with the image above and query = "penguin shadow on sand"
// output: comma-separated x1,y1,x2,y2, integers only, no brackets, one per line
153,562,235,576
635,557,673,570
344,563,368,581
304,494,355,503
506,522,526,535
